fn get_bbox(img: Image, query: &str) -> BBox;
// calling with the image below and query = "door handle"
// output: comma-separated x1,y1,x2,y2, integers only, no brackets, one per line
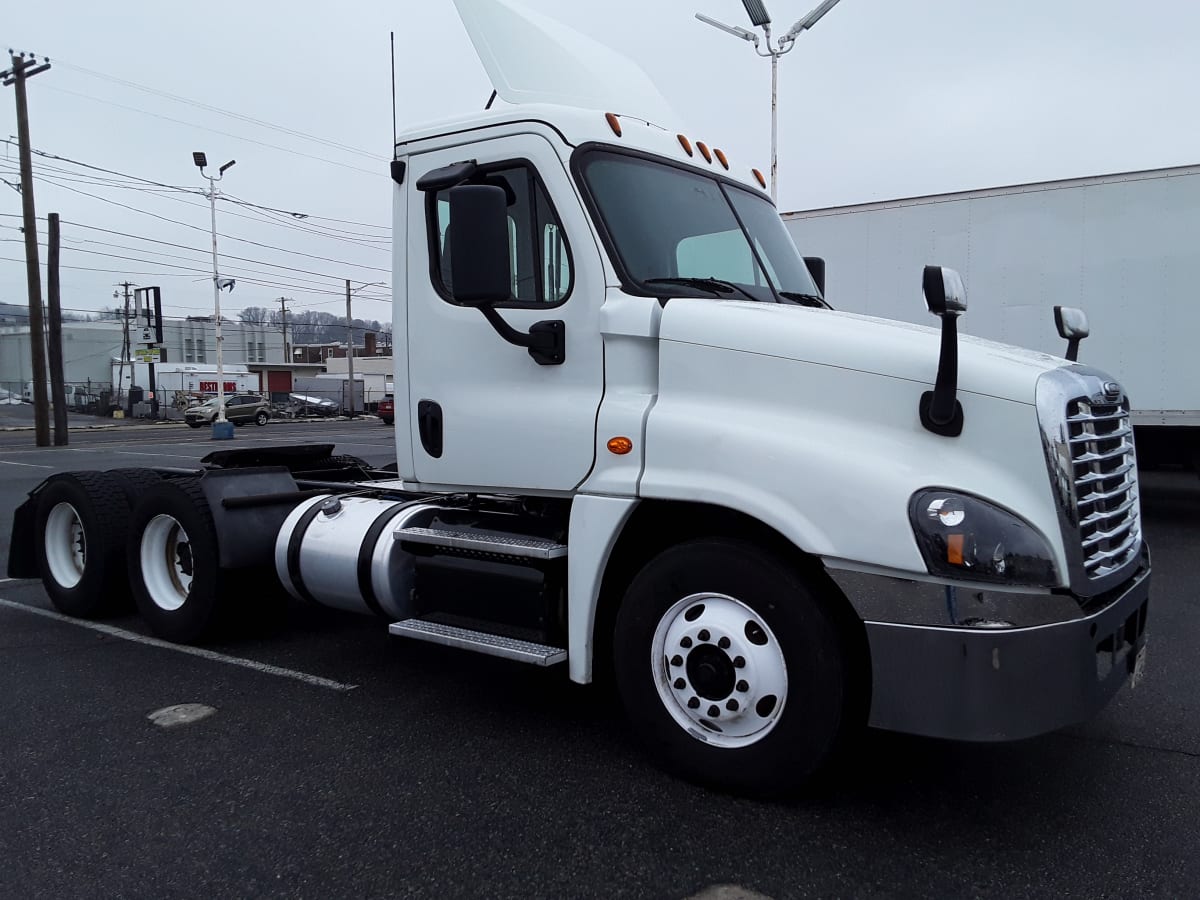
417,399,443,458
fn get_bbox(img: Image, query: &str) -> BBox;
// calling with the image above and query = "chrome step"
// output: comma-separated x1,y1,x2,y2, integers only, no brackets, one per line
388,618,567,666
393,525,567,560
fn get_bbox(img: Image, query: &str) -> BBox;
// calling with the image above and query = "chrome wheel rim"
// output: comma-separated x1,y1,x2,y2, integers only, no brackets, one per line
140,514,194,612
651,592,787,748
44,502,86,588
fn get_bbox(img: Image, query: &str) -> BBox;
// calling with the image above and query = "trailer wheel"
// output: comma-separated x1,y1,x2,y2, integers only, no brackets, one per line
613,539,855,795
34,472,131,618
127,479,225,643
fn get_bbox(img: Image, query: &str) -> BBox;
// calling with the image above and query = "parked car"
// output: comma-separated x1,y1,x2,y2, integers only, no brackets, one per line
288,393,339,418
185,394,271,428
377,393,394,425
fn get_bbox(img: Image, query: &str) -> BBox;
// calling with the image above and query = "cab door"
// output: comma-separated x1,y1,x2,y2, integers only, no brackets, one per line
405,132,605,492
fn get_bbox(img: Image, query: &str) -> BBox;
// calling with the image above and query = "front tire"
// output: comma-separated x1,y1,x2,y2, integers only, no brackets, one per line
186,421,202,429
613,539,857,795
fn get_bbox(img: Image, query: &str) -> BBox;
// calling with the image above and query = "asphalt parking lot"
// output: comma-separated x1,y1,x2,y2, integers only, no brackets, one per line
1,421,1198,898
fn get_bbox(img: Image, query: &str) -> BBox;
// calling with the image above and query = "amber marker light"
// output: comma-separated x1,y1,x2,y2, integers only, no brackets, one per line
607,436,634,455
713,148,730,169
695,141,713,163
752,168,767,188
677,134,694,156
947,533,965,566
605,112,622,136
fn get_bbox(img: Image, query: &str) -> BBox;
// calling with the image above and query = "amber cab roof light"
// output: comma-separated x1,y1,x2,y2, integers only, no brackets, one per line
605,112,622,137
752,168,767,189
677,134,694,156
695,141,713,163
713,148,730,170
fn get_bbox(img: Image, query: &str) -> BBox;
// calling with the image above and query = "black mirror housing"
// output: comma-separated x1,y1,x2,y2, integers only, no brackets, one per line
922,265,967,317
803,256,825,296
448,184,510,307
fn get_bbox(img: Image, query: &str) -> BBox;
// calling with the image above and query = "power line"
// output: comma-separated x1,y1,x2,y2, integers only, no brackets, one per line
1,177,392,272
50,57,384,161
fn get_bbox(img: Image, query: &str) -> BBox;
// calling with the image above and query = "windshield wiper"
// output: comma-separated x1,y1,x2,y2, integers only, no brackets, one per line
779,291,829,309
645,277,760,303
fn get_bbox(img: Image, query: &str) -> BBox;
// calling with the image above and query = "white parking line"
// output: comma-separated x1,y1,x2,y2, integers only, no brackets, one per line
0,597,358,692
0,459,53,468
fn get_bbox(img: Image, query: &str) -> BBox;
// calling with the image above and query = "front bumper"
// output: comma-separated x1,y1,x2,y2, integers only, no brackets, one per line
854,562,1150,741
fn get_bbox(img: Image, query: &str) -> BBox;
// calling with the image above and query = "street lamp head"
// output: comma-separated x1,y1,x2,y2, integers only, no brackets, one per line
192,151,208,169
695,13,759,43
219,159,236,175
741,0,771,26
783,0,844,41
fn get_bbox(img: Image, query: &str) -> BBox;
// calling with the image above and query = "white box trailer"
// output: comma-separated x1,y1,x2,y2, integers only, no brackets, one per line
782,164,1200,466
111,362,258,403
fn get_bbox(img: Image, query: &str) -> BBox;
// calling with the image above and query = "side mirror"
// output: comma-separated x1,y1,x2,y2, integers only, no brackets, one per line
919,265,966,436
448,184,510,307
1053,306,1089,362
922,265,966,317
803,256,825,296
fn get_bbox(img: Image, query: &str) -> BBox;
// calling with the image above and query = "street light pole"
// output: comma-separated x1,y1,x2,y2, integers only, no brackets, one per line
696,0,845,203
193,152,236,439
344,280,385,419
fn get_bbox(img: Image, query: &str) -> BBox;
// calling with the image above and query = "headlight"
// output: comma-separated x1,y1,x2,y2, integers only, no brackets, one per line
908,489,1058,587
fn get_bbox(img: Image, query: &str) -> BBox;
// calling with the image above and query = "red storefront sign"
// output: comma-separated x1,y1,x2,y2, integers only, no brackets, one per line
200,381,238,393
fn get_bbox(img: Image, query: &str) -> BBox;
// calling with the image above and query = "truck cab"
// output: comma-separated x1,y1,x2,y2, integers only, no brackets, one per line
9,0,1150,795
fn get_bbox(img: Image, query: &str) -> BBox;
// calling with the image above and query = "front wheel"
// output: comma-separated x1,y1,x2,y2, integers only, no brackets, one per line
186,421,202,429
613,539,859,795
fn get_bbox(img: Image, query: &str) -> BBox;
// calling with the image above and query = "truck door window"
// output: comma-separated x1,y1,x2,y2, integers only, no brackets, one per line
428,163,573,307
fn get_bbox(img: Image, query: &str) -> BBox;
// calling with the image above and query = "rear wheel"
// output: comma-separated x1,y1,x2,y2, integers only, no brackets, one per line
254,410,269,426
127,479,225,643
34,472,131,617
613,539,858,795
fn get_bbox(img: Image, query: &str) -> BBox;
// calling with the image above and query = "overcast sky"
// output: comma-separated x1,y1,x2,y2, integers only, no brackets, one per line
3,0,1197,325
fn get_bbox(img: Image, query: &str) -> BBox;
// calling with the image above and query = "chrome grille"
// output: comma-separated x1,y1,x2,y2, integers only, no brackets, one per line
1065,397,1141,578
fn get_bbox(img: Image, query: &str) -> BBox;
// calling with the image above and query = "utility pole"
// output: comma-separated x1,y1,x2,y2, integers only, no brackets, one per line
344,280,385,419
46,212,67,445
345,280,355,418
277,296,291,363
2,50,52,447
115,281,134,412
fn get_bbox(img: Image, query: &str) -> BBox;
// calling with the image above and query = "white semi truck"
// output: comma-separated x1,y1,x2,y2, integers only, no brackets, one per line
782,164,1200,472
6,0,1150,794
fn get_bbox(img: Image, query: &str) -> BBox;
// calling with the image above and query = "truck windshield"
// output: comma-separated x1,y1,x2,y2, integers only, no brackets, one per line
576,150,826,306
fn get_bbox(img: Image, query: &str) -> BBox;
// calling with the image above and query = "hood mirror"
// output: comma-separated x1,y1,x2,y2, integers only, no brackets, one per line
920,265,966,437
1053,306,1089,362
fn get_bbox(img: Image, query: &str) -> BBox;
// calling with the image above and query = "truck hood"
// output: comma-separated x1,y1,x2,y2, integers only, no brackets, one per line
658,299,1065,404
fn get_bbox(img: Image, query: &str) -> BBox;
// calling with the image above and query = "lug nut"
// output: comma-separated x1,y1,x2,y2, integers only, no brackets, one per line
680,636,692,649
708,705,720,718
718,636,731,649
733,656,746,668
687,697,700,709
698,629,711,642
726,699,739,711
736,679,749,692
674,678,686,690
670,655,683,667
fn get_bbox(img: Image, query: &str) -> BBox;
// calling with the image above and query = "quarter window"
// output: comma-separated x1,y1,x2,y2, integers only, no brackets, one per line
428,163,572,306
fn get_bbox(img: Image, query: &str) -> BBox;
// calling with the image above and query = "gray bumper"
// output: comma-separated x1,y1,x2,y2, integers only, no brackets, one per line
861,565,1150,741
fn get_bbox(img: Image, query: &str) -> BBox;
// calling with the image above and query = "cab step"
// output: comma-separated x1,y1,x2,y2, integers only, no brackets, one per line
388,618,567,666
393,525,567,560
